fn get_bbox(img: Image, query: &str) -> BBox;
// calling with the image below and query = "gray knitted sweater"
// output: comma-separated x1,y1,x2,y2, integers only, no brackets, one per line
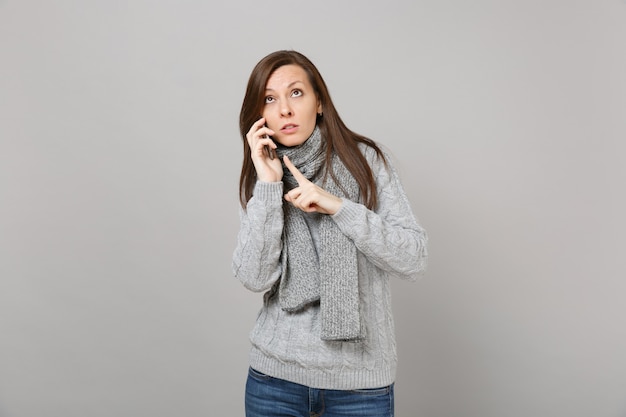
232,144,428,390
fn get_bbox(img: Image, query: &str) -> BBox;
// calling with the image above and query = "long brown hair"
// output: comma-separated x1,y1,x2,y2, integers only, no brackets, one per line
239,50,386,209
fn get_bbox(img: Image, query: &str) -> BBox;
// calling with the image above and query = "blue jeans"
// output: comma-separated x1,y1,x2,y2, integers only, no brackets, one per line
245,367,394,417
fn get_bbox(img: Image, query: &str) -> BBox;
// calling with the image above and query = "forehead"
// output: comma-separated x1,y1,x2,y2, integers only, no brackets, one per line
265,65,311,90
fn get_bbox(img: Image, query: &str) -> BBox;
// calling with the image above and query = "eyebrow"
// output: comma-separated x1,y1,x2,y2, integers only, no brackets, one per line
265,80,305,92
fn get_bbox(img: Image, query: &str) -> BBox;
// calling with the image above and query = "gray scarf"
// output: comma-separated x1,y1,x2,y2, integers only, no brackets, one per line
274,126,364,341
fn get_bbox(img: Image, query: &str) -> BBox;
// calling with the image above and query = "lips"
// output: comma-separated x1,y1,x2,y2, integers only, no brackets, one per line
281,124,299,133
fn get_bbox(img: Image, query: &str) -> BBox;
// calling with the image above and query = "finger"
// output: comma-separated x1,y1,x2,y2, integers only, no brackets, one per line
250,135,277,162
253,117,266,131
285,186,302,201
246,118,264,139
255,130,276,148
257,136,277,155
247,118,274,142
283,155,309,185
285,188,320,213
263,144,277,160
255,119,276,138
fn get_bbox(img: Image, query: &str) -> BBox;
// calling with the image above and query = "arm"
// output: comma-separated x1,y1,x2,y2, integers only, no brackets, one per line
331,148,428,280
232,181,284,292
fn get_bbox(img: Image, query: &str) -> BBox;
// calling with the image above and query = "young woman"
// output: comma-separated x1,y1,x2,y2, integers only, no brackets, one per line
233,50,428,417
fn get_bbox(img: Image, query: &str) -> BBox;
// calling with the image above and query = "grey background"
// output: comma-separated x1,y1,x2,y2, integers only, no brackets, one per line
1,1,625,416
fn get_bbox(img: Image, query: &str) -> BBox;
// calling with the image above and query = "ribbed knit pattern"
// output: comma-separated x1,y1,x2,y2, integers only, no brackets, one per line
232,143,428,390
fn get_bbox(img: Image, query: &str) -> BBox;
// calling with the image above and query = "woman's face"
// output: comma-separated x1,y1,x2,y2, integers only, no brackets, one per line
262,64,322,147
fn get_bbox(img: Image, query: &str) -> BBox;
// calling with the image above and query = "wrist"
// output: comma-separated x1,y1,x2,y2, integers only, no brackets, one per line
257,173,282,183
327,196,343,215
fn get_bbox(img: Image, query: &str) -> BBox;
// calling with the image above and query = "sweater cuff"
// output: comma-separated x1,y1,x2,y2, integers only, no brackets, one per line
253,181,284,205
331,198,362,227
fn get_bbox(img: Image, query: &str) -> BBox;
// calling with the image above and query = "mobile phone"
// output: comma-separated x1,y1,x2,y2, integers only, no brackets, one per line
262,125,276,160
264,141,275,160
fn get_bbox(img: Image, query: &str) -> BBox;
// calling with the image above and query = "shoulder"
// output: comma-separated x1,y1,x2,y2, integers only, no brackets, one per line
356,141,394,173
355,141,410,197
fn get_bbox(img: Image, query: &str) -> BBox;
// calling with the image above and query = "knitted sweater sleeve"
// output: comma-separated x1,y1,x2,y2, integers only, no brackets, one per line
232,181,284,292
331,147,428,280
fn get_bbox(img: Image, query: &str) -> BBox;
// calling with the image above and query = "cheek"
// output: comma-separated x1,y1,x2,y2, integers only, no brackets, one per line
261,110,274,126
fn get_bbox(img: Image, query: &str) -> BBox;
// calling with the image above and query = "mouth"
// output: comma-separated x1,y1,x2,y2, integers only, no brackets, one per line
281,123,299,132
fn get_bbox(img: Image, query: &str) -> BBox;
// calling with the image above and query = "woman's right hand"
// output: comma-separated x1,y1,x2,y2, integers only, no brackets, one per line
246,118,283,182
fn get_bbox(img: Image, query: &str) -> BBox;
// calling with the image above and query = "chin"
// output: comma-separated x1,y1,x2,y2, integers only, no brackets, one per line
277,135,307,147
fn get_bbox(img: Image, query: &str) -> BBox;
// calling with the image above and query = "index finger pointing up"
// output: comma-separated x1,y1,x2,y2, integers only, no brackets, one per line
283,155,309,185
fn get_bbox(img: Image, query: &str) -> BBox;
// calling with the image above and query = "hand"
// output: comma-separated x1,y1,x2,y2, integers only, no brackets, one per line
283,155,343,215
246,118,282,182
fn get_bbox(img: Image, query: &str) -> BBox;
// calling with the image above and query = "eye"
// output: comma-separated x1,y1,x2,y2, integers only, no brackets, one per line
264,96,275,104
291,89,303,97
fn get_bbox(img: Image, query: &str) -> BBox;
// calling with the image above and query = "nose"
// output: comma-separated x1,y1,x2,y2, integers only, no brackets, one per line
280,103,293,117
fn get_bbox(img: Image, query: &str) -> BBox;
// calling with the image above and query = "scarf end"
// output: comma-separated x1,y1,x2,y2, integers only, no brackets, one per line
320,321,366,342
321,334,365,343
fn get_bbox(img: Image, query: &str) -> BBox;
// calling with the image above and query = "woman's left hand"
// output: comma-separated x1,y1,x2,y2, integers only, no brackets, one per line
283,155,343,215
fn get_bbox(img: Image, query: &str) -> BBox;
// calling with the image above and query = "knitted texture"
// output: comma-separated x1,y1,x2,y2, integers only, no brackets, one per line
232,142,428,390
274,126,363,341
